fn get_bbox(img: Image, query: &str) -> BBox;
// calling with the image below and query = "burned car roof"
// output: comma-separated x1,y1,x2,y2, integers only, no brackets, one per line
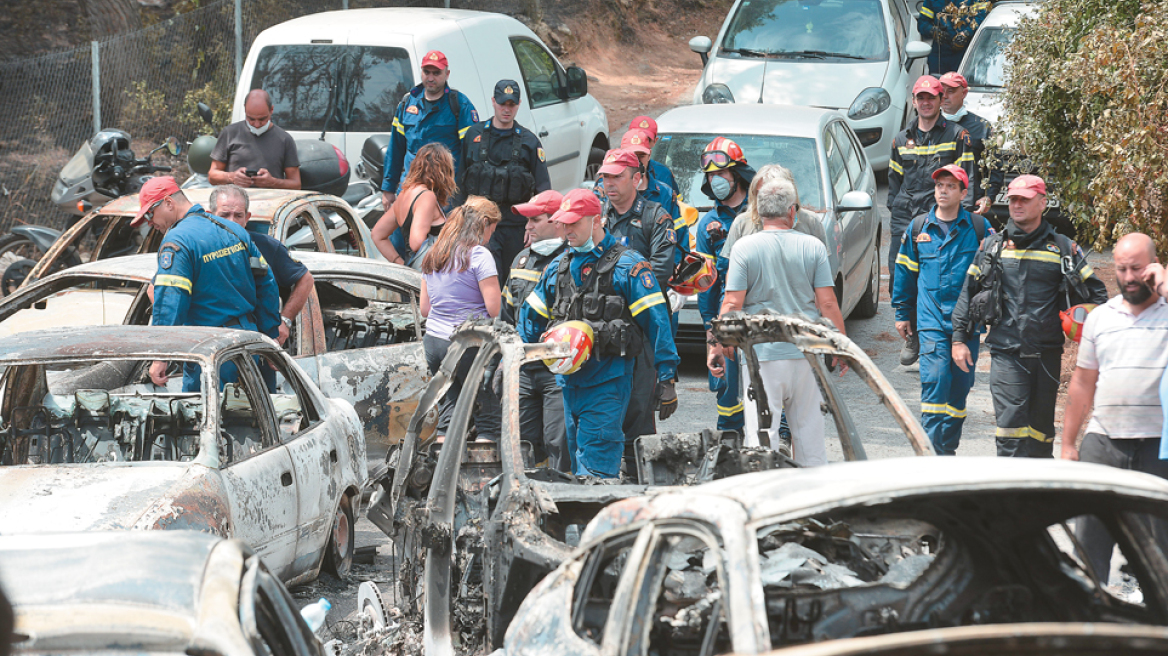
0,325,268,365
93,187,327,222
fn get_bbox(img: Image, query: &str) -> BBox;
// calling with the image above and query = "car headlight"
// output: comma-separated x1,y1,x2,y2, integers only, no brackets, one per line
702,83,735,104
848,87,891,120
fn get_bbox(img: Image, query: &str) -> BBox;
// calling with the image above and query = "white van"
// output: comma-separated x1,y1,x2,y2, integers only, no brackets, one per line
234,8,611,191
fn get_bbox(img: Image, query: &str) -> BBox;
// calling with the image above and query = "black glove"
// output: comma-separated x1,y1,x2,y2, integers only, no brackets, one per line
656,381,678,421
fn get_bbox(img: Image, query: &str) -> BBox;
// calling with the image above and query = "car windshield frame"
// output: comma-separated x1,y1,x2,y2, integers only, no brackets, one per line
651,132,825,211
962,25,1015,89
720,0,890,62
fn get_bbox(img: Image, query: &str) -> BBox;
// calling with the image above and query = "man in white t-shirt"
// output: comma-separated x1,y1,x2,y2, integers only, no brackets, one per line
710,165,847,465
1061,232,1168,577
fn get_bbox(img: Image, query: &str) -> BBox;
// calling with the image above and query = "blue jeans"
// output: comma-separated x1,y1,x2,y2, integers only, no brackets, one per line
564,376,633,478
919,330,979,455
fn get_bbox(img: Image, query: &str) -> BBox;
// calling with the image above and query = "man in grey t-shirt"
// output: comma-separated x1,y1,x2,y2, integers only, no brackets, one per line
209,90,301,190
709,165,847,465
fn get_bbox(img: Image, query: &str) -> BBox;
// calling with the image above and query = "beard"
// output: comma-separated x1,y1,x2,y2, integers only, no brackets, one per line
1122,282,1153,305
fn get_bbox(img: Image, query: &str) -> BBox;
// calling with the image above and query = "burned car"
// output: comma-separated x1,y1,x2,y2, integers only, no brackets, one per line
0,325,367,585
503,457,1168,655
365,314,933,653
0,252,427,456
11,187,381,293
0,531,323,656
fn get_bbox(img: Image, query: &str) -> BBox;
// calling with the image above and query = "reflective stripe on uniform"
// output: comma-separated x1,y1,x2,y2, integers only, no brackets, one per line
1000,249,1061,264
919,5,935,17
674,216,687,230
629,292,666,317
995,425,1053,442
968,264,982,276
896,253,919,273
956,152,974,164
525,292,550,318
502,286,514,305
458,125,471,139
717,402,744,417
393,117,405,135
889,160,904,175
922,403,967,418
510,268,541,282
1080,265,1095,281
898,142,957,157
155,275,192,293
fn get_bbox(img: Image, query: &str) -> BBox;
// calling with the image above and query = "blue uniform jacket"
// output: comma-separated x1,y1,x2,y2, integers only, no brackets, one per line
153,205,281,338
694,198,748,330
648,159,678,196
518,233,680,388
892,207,991,334
382,85,478,193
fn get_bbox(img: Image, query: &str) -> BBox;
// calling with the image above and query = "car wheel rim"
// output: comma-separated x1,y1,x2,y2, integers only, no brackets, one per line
333,507,351,557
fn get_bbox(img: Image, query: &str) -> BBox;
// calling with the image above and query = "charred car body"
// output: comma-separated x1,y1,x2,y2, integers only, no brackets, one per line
0,253,428,455
0,531,323,656
0,325,366,585
503,456,1168,654
365,313,933,654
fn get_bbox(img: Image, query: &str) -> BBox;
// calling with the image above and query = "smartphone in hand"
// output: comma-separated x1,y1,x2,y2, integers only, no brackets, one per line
245,169,258,177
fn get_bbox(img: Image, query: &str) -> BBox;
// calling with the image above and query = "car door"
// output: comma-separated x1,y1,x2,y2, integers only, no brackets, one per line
295,274,429,454
510,37,583,190
823,125,865,310
305,200,369,258
216,352,300,581
271,204,330,253
252,347,337,577
832,121,878,292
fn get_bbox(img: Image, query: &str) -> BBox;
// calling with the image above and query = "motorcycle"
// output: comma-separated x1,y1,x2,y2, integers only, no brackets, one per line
341,134,391,228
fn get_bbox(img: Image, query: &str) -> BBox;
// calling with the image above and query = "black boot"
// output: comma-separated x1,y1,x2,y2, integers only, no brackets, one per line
900,332,920,366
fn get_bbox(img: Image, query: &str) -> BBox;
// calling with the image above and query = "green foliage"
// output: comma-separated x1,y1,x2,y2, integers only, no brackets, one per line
1001,0,1168,249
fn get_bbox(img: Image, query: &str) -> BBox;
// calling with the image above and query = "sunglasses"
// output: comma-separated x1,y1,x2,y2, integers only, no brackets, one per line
701,150,734,172
143,196,168,225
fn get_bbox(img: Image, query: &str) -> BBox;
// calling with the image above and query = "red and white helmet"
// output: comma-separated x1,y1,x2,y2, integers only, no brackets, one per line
1060,303,1098,343
541,321,595,375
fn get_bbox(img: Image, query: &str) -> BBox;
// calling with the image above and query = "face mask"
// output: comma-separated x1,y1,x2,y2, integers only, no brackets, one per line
941,106,968,122
531,238,563,256
710,175,733,201
248,120,272,137
571,236,595,253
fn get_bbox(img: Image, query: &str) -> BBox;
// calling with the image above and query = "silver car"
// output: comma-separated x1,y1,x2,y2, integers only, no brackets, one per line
653,104,882,347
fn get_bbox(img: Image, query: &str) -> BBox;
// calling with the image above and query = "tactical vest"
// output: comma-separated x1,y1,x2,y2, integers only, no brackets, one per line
508,245,566,325
462,123,536,205
552,244,644,358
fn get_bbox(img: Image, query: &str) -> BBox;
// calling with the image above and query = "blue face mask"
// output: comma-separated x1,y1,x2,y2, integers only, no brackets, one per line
710,175,733,201
571,237,595,253
531,238,563,256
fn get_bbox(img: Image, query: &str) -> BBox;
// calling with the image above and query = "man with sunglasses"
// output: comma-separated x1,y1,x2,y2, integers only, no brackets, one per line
889,75,975,367
133,177,281,392
695,138,755,434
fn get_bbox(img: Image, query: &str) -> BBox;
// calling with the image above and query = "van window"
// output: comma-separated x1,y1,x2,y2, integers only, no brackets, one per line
510,39,564,109
251,45,413,133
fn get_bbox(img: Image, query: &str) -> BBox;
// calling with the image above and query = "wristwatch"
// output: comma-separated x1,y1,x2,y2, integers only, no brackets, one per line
281,315,292,328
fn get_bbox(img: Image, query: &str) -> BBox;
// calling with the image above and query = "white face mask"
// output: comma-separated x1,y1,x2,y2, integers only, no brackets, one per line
248,120,272,137
942,106,968,122
531,238,563,256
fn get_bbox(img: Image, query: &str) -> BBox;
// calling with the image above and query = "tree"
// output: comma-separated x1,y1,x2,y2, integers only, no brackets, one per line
1000,0,1168,249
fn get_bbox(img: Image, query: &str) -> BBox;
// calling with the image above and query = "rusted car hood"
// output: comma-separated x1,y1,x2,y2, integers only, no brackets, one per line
0,462,190,532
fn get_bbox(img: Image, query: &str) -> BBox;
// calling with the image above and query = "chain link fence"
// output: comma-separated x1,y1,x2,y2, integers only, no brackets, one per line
0,0,464,233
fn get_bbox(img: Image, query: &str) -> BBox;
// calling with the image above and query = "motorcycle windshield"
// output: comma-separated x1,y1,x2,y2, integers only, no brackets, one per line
60,142,96,185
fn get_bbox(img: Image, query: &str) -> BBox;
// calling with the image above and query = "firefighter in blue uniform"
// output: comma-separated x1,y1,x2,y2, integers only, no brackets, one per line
621,128,687,273
381,50,478,208
629,115,679,195
694,137,755,433
917,0,993,74
892,165,992,454
518,189,680,478
133,177,280,392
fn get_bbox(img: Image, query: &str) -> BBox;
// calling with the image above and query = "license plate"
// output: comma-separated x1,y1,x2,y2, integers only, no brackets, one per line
994,192,1060,209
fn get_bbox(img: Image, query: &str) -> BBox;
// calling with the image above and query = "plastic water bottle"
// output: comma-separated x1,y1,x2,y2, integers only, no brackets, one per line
301,598,331,633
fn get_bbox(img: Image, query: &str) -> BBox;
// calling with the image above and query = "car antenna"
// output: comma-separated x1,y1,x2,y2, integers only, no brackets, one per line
758,60,767,103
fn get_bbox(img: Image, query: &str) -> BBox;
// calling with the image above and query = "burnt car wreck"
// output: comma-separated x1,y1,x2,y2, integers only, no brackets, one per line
366,313,933,654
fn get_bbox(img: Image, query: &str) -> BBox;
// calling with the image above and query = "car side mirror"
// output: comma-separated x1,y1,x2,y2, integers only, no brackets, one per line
566,66,588,99
838,190,873,212
689,36,713,66
906,41,930,61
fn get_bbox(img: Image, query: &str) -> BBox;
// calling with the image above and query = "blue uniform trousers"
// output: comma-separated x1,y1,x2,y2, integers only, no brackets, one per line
564,375,633,479
919,330,979,455
709,353,744,432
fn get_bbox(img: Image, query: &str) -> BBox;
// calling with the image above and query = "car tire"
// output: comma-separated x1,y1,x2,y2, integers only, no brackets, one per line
585,146,606,181
851,232,881,319
323,496,354,577
1,258,37,297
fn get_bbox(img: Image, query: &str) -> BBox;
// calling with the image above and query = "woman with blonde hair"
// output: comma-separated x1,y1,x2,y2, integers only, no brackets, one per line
419,196,503,438
372,143,458,268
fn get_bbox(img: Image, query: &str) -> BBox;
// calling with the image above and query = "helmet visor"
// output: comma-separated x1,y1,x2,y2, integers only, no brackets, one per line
700,150,734,172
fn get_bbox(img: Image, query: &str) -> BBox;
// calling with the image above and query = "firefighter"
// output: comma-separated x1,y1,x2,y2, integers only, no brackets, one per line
938,72,1003,215
501,190,569,472
518,189,680,478
892,164,992,455
628,115,679,194
889,75,975,365
132,177,280,392
694,137,755,433
459,79,552,281
917,0,992,75
951,175,1108,457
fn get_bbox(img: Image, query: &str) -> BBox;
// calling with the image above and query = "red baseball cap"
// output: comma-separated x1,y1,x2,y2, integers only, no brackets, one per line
513,190,564,218
912,75,942,97
420,50,449,71
597,149,641,176
1006,174,1047,199
932,164,968,189
552,188,602,224
629,115,658,139
132,176,181,227
939,72,969,89
620,129,653,155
